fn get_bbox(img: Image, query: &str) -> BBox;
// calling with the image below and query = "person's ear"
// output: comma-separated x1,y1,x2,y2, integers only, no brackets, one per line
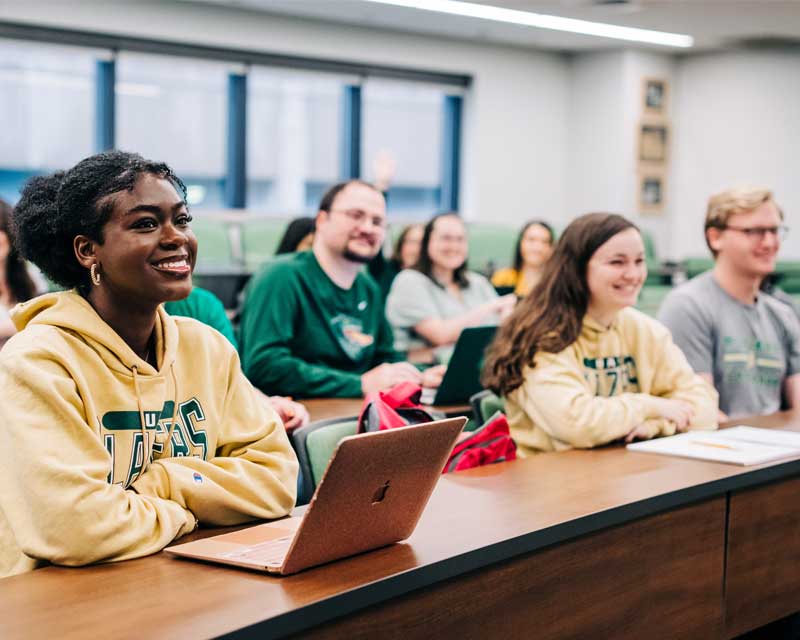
706,227,724,254
73,235,97,270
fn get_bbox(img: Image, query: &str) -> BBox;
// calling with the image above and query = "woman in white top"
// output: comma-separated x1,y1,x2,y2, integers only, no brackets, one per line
386,213,515,363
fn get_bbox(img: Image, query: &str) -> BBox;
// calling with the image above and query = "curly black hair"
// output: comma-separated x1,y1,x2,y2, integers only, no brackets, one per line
13,151,186,290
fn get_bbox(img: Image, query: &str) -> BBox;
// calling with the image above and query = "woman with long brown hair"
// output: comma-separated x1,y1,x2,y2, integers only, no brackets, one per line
482,212,717,455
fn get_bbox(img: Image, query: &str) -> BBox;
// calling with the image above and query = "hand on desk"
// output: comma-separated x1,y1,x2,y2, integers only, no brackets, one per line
651,397,694,431
266,395,310,431
625,422,656,443
361,362,422,395
421,364,446,389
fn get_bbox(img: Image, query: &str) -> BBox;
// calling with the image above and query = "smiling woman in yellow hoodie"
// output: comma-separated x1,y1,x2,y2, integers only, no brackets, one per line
482,212,718,455
0,151,297,577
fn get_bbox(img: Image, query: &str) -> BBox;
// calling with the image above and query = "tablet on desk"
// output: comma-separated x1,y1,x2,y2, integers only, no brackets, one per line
421,326,497,405
166,417,466,575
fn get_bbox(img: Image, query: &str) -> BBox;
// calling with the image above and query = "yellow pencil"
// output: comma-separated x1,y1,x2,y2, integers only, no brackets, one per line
691,440,736,451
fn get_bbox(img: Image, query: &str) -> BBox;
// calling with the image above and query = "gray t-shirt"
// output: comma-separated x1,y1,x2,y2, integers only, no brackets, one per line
385,268,498,361
658,271,800,418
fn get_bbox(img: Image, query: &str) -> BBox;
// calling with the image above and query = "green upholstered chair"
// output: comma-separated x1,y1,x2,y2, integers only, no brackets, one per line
466,223,518,275
684,257,715,280
290,418,358,505
641,231,667,286
191,217,234,266
470,389,505,425
775,261,800,294
636,284,673,318
241,217,291,271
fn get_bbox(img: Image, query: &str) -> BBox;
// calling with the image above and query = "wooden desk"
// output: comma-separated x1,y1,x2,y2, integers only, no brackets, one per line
723,412,800,637
3,414,800,639
303,397,472,423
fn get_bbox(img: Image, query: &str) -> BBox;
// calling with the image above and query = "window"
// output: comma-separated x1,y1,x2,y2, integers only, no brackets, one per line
362,79,446,218
0,40,95,202
247,68,345,214
116,53,228,208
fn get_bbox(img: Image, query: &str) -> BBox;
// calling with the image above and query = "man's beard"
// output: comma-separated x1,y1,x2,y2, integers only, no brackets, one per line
343,238,379,264
343,248,376,264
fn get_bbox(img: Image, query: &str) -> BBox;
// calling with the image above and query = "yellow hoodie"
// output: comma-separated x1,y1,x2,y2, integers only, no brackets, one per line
506,307,718,455
0,291,298,577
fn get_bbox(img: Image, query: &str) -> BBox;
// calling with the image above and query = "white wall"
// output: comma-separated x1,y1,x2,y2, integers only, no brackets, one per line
0,0,571,227
566,51,628,217
671,49,800,260
566,50,676,259
566,48,800,262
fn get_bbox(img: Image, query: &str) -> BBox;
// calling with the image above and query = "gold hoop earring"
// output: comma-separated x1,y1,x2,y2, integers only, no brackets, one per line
90,263,101,286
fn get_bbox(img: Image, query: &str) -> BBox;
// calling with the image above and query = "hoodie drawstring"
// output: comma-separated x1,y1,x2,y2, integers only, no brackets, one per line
164,363,180,449
131,365,149,475
131,362,180,477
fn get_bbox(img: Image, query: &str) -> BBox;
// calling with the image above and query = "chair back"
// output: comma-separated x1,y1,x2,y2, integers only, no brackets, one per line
469,389,505,424
290,418,359,505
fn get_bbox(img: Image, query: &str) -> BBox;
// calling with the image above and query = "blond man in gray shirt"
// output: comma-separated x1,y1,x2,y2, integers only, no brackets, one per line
658,187,800,419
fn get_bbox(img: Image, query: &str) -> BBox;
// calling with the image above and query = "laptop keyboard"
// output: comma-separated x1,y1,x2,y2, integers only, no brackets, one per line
221,535,294,565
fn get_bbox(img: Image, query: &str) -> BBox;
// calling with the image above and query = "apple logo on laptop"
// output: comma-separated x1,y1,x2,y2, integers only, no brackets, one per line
371,480,390,505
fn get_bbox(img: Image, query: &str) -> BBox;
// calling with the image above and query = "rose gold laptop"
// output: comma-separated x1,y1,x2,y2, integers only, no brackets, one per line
165,417,466,575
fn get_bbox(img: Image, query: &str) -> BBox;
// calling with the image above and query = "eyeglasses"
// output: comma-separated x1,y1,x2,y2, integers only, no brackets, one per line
329,208,387,230
721,225,789,241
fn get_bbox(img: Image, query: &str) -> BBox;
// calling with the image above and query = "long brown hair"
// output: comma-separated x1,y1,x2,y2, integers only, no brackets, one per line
482,213,638,396
0,199,37,303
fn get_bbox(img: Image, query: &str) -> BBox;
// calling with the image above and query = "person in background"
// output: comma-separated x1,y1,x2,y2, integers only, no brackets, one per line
491,220,555,297
658,187,800,420
0,151,297,577
165,287,309,430
239,180,444,398
368,223,424,301
392,223,424,270
0,198,41,346
386,212,516,363
275,216,315,255
482,212,717,455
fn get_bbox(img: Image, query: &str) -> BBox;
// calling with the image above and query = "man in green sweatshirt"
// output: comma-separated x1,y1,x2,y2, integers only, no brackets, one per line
240,180,442,398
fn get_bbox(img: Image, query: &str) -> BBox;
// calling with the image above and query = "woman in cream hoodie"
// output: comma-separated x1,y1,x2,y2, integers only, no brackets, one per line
482,212,718,455
0,151,298,577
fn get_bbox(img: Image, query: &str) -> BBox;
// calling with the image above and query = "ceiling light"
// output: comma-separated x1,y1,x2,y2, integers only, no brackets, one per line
360,0,693,48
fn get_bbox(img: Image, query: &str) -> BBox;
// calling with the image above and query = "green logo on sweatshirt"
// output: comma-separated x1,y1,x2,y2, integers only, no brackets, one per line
583,355,639,396
330,313,374,361
102,397,208,487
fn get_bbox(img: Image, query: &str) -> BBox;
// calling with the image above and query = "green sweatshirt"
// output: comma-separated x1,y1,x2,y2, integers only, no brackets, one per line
239,251,400,398
165,286,237,349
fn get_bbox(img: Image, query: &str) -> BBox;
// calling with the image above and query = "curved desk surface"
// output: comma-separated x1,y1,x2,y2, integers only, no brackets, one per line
2,412,800,639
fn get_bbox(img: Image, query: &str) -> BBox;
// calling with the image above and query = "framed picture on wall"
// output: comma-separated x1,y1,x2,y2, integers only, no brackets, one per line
643,77,668,115
639,171,666,214
639,122,669,163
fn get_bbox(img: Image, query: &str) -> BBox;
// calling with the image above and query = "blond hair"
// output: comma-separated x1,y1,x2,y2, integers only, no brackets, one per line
704,186,782,256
